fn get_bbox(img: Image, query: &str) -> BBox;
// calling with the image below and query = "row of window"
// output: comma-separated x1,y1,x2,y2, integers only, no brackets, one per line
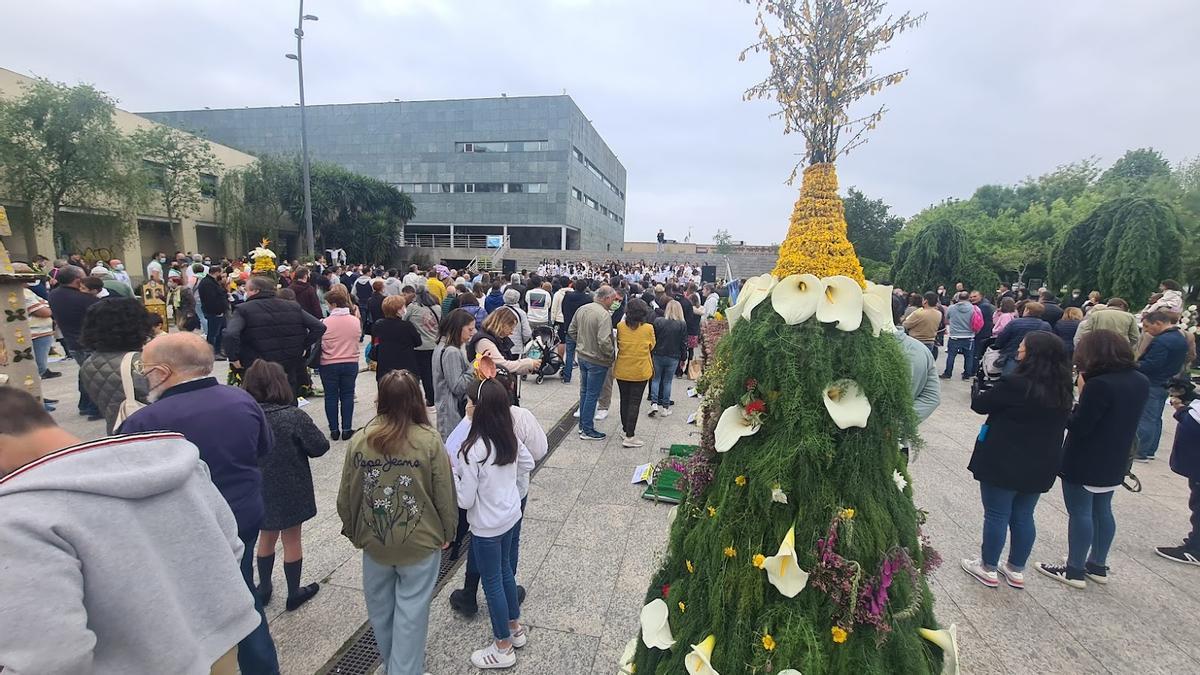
143,160,218,197
456,140,550,153
571,187,623,225
395,182,549,194
572,146,624,201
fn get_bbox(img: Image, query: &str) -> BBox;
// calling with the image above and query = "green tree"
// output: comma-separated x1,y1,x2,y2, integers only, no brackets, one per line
1100,148,1171,187
891,215,996,293
1051,196,1183,302
216,155,297,242
843,187,904,261
131,125,220,228
713,228,735,255
0,78,136,242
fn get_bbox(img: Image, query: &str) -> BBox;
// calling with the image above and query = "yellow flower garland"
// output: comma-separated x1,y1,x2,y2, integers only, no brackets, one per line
772,163,866,286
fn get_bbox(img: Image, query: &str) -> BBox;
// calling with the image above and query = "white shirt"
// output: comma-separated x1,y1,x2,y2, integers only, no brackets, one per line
402,272,422,289
453,434,535,537
526,288,552,324
446,406,547,497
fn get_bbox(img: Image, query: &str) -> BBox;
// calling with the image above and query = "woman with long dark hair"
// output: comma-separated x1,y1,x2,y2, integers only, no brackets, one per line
79,297,155,433
454,376,535,669
962,330,1073,589
1035,331,1149,588
433,309,478,440
405,281,443,408
337,369,457,675
244,360,329,612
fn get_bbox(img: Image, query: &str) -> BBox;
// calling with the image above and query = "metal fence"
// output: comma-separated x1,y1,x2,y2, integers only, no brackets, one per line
401,233,498,249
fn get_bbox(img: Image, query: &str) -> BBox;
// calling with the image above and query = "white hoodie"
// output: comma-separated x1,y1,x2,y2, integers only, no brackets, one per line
454,434,535,538
0,432,259,674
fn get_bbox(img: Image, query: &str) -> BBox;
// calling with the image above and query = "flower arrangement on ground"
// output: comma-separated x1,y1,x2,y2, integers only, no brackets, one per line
629,2,953,674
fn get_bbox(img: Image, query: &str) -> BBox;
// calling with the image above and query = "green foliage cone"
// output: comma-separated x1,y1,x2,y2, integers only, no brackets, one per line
632,312,942,674
1051,196,1183,302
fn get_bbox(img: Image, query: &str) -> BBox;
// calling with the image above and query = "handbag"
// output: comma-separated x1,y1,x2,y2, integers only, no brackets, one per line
113,351,145,429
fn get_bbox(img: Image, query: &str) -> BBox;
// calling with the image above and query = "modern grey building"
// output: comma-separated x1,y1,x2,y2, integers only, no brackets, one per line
141,95,626,251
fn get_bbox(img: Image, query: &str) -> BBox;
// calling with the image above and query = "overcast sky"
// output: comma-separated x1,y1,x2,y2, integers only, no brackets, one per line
3,0,1197,244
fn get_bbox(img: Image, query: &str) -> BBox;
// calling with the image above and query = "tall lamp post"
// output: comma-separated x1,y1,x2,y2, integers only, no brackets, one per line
286,2,318,259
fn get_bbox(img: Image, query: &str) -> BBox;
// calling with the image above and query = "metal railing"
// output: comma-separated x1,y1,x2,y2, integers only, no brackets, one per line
401,233,501,249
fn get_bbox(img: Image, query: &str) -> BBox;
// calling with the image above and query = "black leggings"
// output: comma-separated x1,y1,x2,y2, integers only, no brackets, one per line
414,349,435,406
617,379,648,437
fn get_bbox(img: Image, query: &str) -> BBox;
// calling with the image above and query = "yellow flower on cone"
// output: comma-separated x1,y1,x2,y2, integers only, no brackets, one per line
724,546,737,558
772,164,866,285
685,635,720,675
831,626,848,644
753,553,766,568
760,526,810,598
735,474,747,487
679,601,687,613
762,634,776,651
686,560,695,574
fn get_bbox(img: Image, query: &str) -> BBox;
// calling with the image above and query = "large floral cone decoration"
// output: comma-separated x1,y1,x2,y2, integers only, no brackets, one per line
773,164,866,286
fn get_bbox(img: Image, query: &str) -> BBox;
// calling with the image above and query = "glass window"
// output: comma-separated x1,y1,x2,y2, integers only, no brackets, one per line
429,183,443,193
200,173,218,198
475,183,504,192
573,147,584,163
410,183,425,193
463,183,475,193
528,183,548,194
585,196,597,210
572,187,582,201
507,183,524,193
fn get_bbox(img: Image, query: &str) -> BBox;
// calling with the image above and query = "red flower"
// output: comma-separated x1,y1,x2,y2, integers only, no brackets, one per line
745,378,758,391
661,583,671,598
745,399,766,416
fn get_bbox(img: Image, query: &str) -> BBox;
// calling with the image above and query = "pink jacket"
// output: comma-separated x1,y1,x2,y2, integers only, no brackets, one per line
321,309,361,365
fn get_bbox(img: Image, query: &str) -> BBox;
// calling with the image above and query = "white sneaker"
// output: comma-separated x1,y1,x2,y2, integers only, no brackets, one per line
510,624,528,649
660,407,672,417
594,409,609,420
649,403,659,417
471,641,516,669
960,558,999,588
623,436,645,448
998,561,1025,589
573,408,581,418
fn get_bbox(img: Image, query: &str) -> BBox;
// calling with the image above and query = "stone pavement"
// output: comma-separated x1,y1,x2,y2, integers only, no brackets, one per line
38,348,1200,674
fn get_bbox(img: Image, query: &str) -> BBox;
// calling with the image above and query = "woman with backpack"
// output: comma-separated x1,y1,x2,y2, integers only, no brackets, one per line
454,374,536,669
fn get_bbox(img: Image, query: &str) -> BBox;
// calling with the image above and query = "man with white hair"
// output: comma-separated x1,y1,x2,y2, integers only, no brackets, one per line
118,332,281,673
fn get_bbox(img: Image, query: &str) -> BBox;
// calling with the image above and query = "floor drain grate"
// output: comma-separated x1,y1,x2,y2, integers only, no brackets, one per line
317,401,579,675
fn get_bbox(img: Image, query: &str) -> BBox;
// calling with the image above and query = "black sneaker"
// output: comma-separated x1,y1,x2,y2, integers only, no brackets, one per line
1034,562,1086,589
42,370,63,379
1085,562,1109,584
939,373,952,380
579,429,606,440
330,430,341,441
517,585,527,605
449,588,479,616
1155,545,1200,567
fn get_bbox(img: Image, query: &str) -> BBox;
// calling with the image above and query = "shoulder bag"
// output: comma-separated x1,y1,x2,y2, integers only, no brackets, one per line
113,351,146,429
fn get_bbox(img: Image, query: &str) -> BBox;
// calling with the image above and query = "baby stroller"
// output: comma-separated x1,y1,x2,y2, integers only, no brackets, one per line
525,325,563,384
971,336,1004,399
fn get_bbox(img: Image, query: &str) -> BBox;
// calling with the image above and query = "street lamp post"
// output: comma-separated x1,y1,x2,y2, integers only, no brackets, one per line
286,2,318,259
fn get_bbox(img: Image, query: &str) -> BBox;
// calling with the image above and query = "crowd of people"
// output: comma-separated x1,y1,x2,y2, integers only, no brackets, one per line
1,250,728,674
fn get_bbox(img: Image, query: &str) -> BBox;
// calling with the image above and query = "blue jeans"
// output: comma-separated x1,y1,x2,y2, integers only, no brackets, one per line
577,359,608,434
319,361,358,432
465,498,526,594
32,334,53,375
979,481,1040,570
562,337,577,382
206,313,226,354
237,530,280,674
943,337,974,377
362,551,440,675
1136,385,1168,458
70,345,99,415
472,525,520,641
650,355,679,407
1061,481,1116,570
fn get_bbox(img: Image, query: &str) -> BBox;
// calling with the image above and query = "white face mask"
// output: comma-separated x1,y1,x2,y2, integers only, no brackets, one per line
144,365,171,402
115,264,125,271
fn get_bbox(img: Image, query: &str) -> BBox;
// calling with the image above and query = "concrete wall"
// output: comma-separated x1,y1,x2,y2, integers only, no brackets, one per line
140,95,626,252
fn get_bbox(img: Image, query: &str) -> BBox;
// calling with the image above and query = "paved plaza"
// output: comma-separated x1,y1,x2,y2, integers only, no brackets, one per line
40,349,1200,674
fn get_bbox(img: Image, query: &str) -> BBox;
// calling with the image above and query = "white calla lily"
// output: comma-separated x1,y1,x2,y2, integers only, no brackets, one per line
685,634,720,675
740,273,777,321
667,505,679,528
822,379,871,429
715,404,760,453
771,485,789,504
725,300,744,331
815,275,864,332
761,526,810,598
639,598,675,650
778,671,803,675
619,638,638,674
918,625,960,675
770,273,823,325
861,294,894,337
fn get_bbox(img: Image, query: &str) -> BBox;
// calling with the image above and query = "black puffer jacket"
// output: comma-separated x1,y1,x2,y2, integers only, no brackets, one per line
222,291,326,366
80,351,150,434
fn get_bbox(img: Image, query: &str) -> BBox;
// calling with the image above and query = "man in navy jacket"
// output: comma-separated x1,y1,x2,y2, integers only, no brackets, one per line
118,332,280,674
1157,396,1200,566
1135,311,1189,461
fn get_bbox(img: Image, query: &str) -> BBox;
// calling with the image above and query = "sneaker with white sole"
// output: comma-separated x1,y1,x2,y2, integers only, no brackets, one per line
1035,562,1086,589
509,624,528,648
579,429,606,441
1155,545,1200,567
659,407,672,417
649,403,659,417
623,436,645,448
471,641,516,669
998,562,1025,589
960,558,999,588
1085,562,1109,584
573,408,581,418
594,409,609,420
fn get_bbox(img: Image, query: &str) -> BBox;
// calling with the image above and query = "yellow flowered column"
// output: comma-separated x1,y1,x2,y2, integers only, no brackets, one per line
772,163,866,286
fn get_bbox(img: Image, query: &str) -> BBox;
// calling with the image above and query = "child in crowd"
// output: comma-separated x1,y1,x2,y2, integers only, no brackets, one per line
454,364,535,669
1157,381,1200,566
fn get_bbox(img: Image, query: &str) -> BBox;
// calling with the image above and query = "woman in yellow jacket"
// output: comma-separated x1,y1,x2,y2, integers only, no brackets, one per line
614,298,656,448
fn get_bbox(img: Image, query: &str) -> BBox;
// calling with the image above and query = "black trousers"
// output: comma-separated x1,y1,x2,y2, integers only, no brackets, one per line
617,379,648,437
414,349,435,406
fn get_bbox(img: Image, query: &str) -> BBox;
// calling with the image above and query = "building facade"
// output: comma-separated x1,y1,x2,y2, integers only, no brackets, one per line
142,95,627,252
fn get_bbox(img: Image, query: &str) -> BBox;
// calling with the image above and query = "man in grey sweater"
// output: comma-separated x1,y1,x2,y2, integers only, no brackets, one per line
0,388,259,674
569,285,621,440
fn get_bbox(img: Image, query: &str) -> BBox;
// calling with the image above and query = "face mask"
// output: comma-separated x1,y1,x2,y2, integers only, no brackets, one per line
203,260,211,266
115,264,125,271
159,257,167,263
144,365,171,402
